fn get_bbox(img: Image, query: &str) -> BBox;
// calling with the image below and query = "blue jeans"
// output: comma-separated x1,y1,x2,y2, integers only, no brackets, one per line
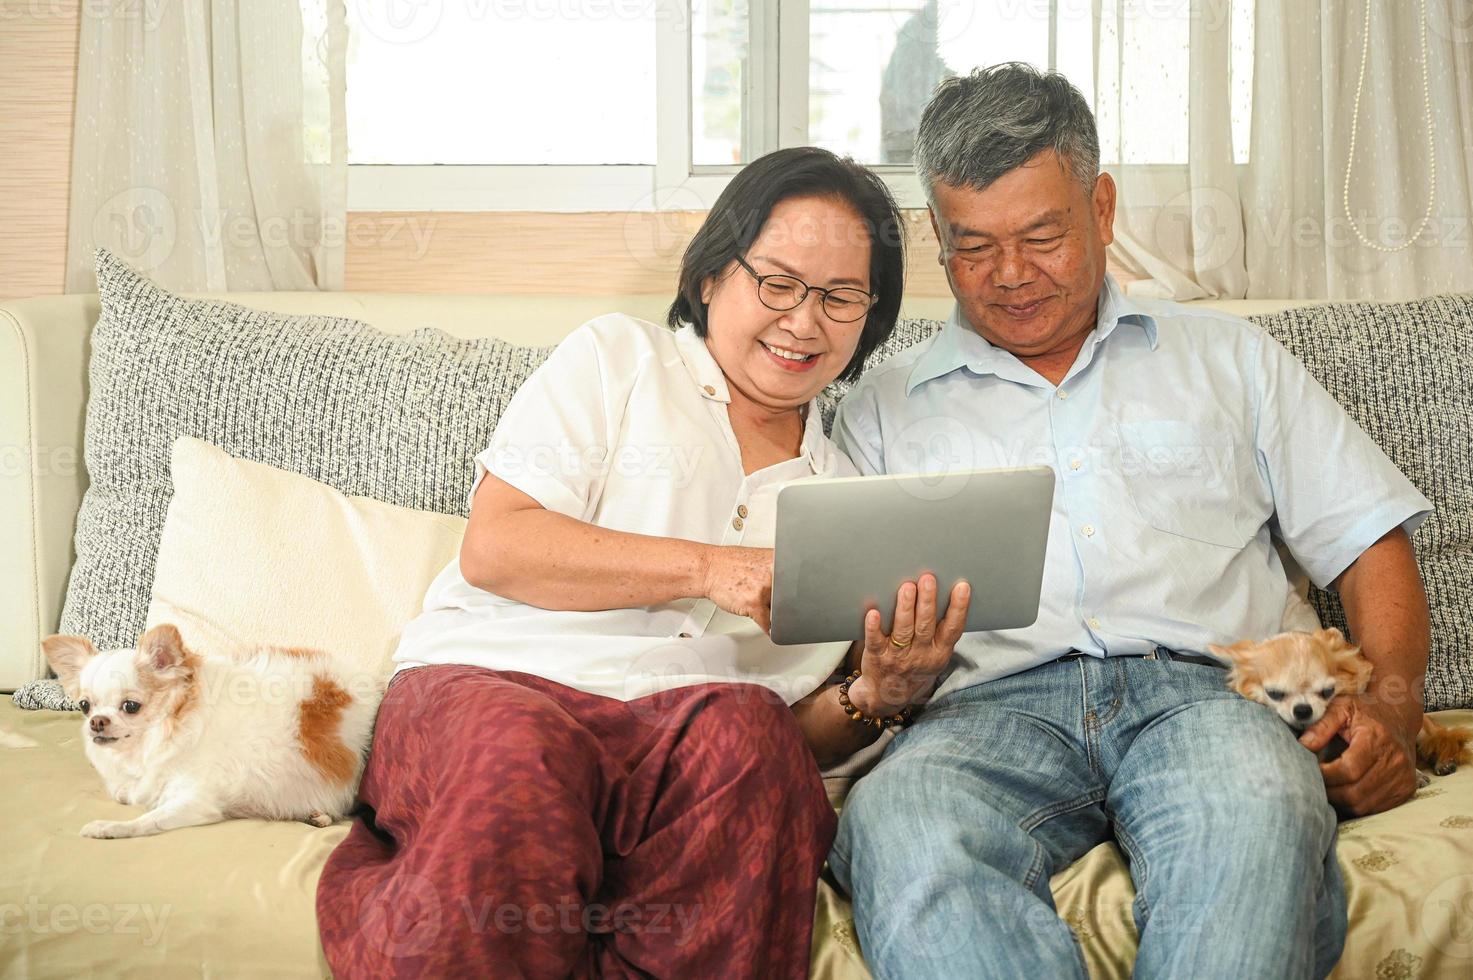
829,652,1347,979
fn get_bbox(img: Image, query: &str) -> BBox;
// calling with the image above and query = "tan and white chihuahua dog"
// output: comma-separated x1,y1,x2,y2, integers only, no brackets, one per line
1212,627,1472,776
43,624,379,839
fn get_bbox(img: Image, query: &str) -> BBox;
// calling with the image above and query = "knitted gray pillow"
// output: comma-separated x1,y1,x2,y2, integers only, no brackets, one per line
1254,295,1473,712
818,317,946,434
52,249,552,688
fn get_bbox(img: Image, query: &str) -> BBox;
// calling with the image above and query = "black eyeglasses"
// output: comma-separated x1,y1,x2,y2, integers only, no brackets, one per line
734,256,876,323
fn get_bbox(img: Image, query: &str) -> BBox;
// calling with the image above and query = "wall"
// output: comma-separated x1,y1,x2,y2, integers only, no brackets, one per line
340,209,954,295
0,1,79,299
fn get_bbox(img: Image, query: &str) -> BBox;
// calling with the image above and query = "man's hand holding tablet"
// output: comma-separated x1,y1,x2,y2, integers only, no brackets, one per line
848,573,972,717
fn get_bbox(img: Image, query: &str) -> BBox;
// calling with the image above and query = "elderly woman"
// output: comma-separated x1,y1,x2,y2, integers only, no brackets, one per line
316,147,971,979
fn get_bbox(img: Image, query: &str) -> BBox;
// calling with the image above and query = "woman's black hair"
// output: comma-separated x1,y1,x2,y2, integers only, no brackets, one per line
668,146,905,385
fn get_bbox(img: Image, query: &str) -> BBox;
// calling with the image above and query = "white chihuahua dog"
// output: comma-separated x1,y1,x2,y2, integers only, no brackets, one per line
43,624,379,839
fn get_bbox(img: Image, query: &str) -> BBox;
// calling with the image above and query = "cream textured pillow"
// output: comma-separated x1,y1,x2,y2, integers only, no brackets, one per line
146,437,466,679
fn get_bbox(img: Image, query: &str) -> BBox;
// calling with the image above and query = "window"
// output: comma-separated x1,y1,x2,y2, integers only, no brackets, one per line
346,1,656,164
346,0,1253,211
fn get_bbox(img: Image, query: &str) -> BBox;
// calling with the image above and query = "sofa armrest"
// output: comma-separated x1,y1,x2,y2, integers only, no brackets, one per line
0,295,98,690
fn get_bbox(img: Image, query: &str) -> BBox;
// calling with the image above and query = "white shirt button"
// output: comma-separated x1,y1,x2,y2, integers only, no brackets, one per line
703,384,716,396
1089,618,1102,630
1057,390,1069,400
1081,523,1095,537
732,516,744,531
1069,458,1083,471
737,504,749,519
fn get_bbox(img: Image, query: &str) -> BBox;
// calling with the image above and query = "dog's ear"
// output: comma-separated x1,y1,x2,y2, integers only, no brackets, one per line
1330,643,1374,696
1208,639,1260,664
137,624,193,679
42,635,98,701
1313,627,1373,694
1211,640,1264,698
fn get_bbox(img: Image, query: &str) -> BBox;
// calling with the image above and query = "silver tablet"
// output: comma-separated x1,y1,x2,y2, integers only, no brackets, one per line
770,467,1055,645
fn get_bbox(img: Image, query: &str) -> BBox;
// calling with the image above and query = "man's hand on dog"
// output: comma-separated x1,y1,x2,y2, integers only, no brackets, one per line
1300,694,1418,816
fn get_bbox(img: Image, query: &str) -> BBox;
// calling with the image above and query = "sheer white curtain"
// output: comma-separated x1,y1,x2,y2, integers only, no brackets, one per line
65,1,347,293
1095,0,1251,300
1245,0,1472,300
1102,0,1473,302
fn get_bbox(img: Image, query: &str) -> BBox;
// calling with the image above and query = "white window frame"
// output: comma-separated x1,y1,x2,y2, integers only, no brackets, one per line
348,0,1110,213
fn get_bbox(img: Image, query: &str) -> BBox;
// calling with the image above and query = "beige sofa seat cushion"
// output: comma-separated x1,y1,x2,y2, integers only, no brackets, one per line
4,701,1470,978
0,700,343,978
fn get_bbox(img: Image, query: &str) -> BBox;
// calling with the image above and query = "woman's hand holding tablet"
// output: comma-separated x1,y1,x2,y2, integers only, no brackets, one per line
702,545,777,634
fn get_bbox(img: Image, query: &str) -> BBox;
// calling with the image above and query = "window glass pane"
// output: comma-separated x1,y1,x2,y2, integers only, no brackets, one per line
692,0,750,165
810,1,1051,166
1055,1,1095,108
809,0,1252,167
346,1,656,165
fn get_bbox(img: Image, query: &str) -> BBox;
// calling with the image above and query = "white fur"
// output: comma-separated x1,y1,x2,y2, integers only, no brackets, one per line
48,630,380,839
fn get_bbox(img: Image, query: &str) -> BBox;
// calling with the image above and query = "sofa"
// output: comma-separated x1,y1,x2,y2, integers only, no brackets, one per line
2,270,1471,979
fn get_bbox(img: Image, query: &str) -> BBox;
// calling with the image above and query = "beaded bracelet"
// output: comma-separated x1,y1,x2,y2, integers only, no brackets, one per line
836,669,914,731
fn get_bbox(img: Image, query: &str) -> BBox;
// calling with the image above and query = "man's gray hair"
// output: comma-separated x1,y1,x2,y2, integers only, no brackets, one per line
914,62,1100,203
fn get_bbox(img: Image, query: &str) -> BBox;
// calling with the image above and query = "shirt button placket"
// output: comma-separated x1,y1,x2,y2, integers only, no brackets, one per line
1053,380,1100,650
728,490,749,540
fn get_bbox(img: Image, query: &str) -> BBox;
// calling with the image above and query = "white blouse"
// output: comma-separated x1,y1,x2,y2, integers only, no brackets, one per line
393,314,857,704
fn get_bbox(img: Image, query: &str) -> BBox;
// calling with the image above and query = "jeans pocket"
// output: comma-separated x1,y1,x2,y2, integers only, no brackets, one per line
1117,419,1255,548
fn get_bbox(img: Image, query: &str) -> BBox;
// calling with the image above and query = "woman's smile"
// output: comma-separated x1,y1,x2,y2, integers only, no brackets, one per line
758,339,822,372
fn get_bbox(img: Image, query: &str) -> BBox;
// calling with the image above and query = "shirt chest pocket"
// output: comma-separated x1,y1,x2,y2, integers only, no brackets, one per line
1117,419,1258,549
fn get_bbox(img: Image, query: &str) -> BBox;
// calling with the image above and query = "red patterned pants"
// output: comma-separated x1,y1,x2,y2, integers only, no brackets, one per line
316,664,836,979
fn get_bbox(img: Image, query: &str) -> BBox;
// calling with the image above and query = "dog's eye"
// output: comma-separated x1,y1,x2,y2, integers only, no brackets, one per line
1319,686,1336,700
121,700,141,714
1265,688,1286,702
78,699,90,714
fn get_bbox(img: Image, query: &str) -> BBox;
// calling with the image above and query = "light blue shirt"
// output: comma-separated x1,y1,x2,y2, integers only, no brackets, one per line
833,276,1432,697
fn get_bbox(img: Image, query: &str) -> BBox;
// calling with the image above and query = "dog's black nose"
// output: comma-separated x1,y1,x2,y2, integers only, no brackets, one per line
90,716,109,732
1293,704,1313,721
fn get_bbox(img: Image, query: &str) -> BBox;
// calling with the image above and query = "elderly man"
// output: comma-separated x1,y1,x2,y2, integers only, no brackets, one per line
828,64,1433,978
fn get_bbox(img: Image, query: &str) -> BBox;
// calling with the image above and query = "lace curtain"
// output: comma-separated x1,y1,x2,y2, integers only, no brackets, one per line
65,0,347,292
1106,0,1472,301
